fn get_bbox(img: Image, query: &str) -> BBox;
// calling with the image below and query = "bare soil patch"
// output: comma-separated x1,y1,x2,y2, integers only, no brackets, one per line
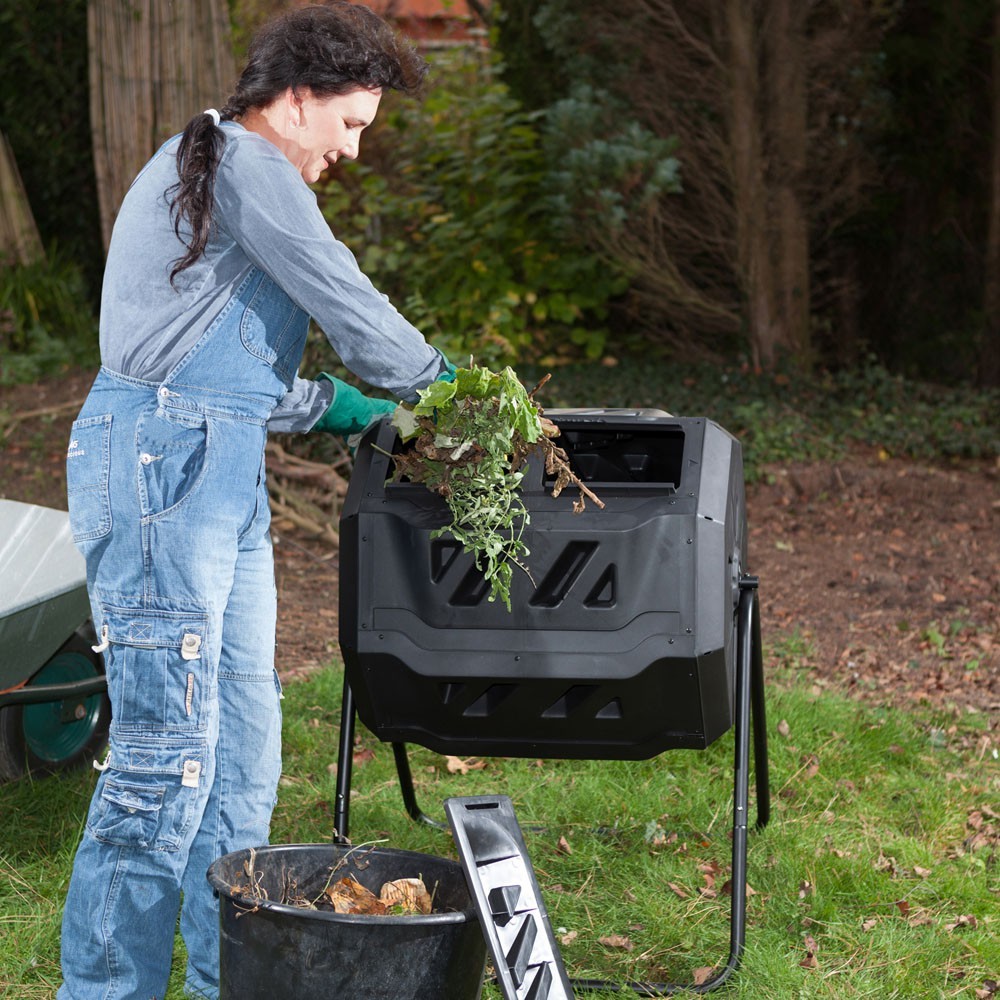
3,371,997,715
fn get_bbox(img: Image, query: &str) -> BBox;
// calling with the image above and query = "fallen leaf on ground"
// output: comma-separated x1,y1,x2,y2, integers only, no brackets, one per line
945,914,978,932
778,719,791,738
556,835,573,855
445,755,486,774
598,934,634,951
560,930,578,946
800,933,819,969
692,967,715,986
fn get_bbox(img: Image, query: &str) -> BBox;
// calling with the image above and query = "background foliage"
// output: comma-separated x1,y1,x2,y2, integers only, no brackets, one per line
0,0,103,296
315,48,630,369
1,0,999,387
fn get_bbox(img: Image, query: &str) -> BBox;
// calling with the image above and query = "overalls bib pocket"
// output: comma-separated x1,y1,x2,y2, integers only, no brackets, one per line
239,270,309,386
66,414,112,542
136,405,209,520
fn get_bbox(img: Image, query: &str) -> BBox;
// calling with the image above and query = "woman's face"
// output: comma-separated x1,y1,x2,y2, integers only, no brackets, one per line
286,87,382,183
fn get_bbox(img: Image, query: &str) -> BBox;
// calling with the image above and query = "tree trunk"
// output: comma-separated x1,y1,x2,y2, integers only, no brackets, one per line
765,0,810,364
726,0,779,368
984,0,1000,386
89,0,235,254
0,131,45,265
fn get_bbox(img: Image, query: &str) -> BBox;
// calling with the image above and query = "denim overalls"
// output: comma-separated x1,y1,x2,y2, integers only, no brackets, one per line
59,268,310,1000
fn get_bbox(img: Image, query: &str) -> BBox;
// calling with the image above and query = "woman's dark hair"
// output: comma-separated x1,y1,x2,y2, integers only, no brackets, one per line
169,1,427,282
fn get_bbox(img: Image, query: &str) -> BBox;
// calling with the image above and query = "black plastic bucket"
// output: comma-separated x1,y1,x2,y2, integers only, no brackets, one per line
207,843,487,999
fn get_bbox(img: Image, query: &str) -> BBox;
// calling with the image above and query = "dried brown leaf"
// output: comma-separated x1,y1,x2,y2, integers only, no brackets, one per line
379,877,432,915
324,877,386,915
800,933,820,969
445,755,486,775
598,934,634,951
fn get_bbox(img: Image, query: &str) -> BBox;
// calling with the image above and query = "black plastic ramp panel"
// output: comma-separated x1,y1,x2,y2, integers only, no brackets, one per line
445,795,575,1000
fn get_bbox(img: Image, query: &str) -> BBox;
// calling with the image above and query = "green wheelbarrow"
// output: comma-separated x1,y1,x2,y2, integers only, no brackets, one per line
0,499,110,782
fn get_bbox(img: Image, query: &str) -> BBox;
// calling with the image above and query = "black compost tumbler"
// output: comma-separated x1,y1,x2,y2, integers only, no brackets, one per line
340,409,748,761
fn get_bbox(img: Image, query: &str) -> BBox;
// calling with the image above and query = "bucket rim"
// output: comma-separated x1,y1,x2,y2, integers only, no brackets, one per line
207,842,475,926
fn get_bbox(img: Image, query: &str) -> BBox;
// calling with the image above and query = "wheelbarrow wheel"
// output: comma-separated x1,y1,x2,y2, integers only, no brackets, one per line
0,634,111,782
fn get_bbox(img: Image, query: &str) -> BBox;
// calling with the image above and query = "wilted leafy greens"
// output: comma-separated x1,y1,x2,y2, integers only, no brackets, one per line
388,364,602,610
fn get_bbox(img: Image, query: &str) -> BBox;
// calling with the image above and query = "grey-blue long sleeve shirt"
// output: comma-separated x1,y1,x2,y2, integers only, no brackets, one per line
98,121,444,431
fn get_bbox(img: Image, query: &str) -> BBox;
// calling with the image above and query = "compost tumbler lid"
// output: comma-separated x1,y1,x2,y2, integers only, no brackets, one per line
445,795,574,1000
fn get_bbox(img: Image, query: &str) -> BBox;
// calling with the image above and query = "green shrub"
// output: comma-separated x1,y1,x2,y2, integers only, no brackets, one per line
316,49,628,368
0,251,99,385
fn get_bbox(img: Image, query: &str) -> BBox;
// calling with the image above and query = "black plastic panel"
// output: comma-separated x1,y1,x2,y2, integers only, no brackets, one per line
339,412,746,759
445,795,574,1000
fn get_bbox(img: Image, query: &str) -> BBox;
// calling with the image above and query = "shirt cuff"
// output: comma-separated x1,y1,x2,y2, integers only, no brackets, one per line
267,376,334,433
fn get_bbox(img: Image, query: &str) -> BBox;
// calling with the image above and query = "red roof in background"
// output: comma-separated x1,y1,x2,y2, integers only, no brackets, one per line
354,0,484,46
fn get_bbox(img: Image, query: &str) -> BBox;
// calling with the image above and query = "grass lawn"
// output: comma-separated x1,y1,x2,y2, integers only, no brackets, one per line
1,646,996,999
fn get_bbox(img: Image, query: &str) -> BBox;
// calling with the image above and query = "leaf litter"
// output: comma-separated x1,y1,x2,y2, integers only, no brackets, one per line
225,845,440,918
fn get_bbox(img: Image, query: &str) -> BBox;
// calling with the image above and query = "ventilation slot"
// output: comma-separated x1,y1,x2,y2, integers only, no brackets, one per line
541,684,598,719
430,539,463,582
584,565,617,608
450,565,492,606
524,963,553,1000
506,915,537,988
530,541,598,608
488,884,520,925
595,697,623,720
463,684,516,718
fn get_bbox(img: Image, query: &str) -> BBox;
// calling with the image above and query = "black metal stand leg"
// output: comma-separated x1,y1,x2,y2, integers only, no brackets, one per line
392,742,449,830
570,576,762,996
339,581,770,995
333,675,356,844
750,591,770,831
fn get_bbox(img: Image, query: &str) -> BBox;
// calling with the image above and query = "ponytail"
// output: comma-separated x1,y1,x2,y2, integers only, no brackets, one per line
168,110,228,284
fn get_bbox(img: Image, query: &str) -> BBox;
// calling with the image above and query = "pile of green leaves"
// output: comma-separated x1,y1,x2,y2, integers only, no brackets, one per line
388,364,600,610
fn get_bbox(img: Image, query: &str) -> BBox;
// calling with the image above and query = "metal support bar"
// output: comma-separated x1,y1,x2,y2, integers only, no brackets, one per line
391,742,448,830
0,675,107,710
333,674,356,844
333,578,769,994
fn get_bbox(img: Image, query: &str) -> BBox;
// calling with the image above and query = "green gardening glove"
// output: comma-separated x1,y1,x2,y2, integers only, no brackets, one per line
434,348,458,383
311,373,396,437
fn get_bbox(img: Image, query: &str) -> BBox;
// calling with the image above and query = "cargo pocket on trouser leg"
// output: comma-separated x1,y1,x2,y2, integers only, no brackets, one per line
89,604,214,851
88,738,208,851
99,604,211,731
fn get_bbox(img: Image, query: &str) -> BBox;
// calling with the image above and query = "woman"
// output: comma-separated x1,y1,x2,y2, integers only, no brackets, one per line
58,5,451,998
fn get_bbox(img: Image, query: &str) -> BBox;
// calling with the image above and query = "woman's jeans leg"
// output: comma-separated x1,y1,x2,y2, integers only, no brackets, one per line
59,416,281,999
180,528,282,997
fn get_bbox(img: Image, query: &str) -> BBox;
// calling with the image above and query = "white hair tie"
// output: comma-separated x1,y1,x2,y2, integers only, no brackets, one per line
203,108,221,127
